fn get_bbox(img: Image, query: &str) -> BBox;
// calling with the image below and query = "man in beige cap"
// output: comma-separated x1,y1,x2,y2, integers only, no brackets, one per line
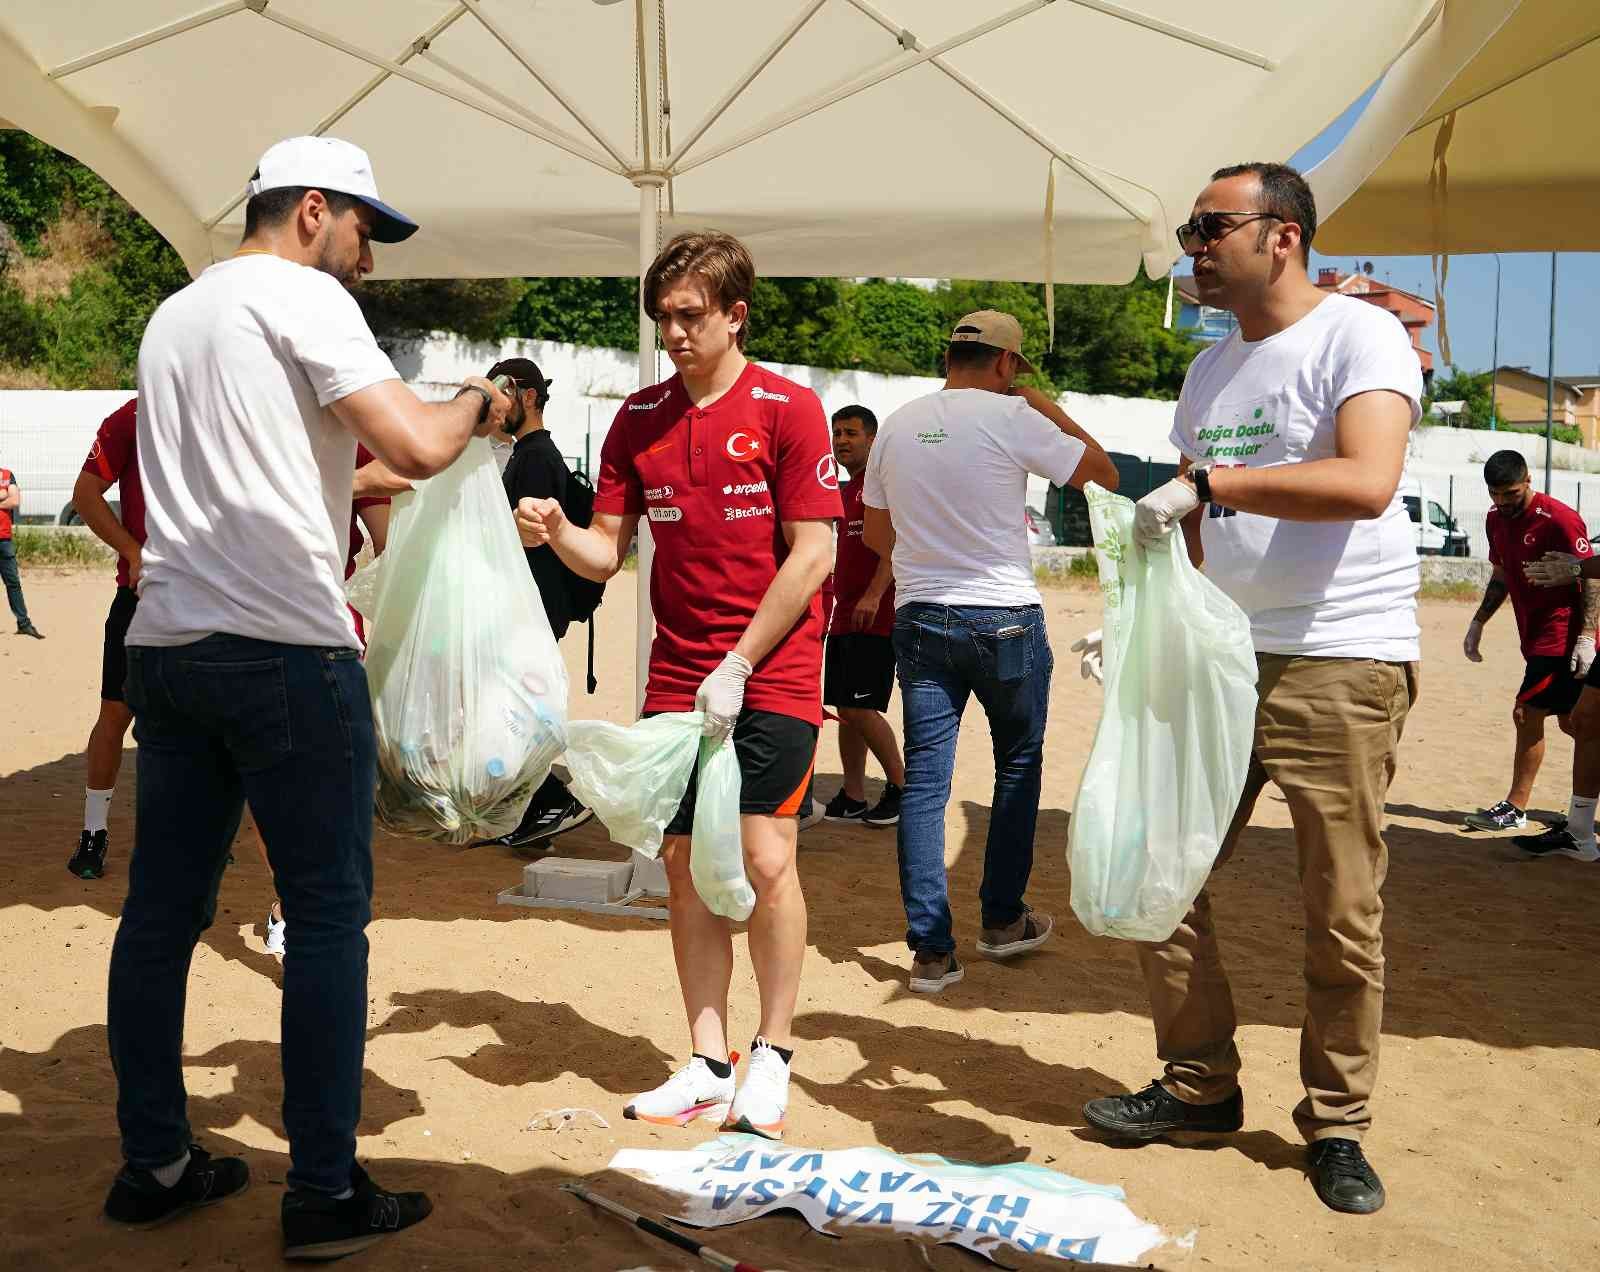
861,311,1116,992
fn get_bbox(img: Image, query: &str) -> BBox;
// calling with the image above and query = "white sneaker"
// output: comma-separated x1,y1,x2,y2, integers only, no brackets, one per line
623,1055,736,1127
724,1040,789,1140
796,800,824,832
264,909,286,960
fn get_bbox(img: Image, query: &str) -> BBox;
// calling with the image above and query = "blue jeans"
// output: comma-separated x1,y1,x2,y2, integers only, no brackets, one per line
109,635,376,1194
0,537,31,625
893,604,1052,954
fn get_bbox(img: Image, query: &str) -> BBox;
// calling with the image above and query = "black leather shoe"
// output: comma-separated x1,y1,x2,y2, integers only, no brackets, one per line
282,1162,432,1261
1083,1079,1244,1141
1308,1137,1385,1214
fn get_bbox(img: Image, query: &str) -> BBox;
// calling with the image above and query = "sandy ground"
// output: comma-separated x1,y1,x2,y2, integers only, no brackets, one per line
1,568,1596,1272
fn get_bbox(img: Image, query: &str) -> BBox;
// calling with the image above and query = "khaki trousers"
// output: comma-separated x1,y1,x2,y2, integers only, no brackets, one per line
1136,654,1415,1142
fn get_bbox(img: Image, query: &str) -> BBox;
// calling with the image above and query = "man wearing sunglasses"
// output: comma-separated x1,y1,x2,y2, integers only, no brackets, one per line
1080,163,1423,1218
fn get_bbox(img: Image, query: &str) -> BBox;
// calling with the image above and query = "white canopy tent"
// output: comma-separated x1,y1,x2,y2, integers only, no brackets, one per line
1,0,1450,703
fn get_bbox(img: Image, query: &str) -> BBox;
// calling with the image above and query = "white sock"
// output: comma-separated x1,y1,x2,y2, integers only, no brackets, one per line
1567,795,1598,847
150,1150,190,1188
84,787,114,835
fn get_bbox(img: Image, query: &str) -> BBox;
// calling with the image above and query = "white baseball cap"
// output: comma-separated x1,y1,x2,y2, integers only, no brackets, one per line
246,136,418,243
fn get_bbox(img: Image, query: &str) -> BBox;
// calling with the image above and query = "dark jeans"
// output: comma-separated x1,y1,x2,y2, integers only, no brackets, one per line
0,537,30,625
892,603,1052,954
110,635,376,1194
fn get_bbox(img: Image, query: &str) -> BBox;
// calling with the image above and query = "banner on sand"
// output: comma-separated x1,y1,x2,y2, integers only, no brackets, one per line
608,1135,1178,1266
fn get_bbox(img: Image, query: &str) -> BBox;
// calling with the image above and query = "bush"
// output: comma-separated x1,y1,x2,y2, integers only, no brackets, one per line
10,527,117,568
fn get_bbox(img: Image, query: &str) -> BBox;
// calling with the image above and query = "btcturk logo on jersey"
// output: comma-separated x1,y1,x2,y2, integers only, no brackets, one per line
726,431,762,462
815,454,840,491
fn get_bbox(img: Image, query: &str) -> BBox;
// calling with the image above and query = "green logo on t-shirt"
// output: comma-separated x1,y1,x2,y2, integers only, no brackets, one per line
915,428,949,445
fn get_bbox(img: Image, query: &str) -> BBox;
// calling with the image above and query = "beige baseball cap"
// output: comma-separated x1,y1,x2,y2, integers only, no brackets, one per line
949,310,1036,374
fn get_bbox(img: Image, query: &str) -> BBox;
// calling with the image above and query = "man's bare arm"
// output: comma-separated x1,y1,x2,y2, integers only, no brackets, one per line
862,504,894,560
1175,457,1204,570
520,503,639,583
332,377,509,480
0,481,19,512
1013,386,1119,491
1475,563,1509,624
1205,389,1413,521
1582,575,1600,633
72,471,142,565
353,457,413,500
732,519,834,668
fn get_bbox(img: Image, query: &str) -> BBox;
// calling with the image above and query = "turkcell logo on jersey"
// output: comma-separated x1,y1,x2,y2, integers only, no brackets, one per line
1196,404,1278,460
750,386,790,403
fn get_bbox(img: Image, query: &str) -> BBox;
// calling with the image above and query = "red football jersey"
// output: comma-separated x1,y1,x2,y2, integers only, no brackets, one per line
828,477,895,637
595,363,843,725
0,465,15,540
1486,492,1592,657
80,399,145,588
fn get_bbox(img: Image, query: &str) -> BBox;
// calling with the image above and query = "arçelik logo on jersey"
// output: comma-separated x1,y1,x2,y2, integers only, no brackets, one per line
815,454,840,491
750,386,790,403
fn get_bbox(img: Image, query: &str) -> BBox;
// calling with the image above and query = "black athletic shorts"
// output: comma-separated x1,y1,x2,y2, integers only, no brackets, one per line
101,586,139,702
823,632,896,713
1519,655,1585,716
658,708,818,837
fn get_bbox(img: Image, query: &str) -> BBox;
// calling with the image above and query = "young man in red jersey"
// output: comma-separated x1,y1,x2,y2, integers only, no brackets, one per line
1462,449,1598,833
516,231,839,1139
820,404,904,827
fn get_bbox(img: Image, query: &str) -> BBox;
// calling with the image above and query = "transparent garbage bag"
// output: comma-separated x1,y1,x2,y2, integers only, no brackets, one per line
565,712,754,920
563,712,703,859
1068,483,1258,941
352,437,568,845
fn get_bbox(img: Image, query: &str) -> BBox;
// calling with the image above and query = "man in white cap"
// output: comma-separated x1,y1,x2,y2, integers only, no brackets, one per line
862,311,1117,994
102,136,511,1261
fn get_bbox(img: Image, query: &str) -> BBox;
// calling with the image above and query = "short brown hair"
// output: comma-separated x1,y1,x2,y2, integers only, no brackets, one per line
642,231,756,348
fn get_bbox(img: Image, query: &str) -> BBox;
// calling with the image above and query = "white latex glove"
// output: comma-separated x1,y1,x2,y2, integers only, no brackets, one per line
1463,619,1484,663
1573,635,1596,678
1525,551,1583,588
1069,629,1104,684
1133,476,1200,546
695,652,754,744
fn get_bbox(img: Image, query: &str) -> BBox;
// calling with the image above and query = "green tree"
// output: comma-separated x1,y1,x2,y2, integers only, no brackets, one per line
357,278,527,343
1423,367,1494,429
496,276,637,349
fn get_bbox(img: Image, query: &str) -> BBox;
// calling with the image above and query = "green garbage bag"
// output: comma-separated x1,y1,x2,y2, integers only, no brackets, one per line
565,713,755,921
1068,483,1257,941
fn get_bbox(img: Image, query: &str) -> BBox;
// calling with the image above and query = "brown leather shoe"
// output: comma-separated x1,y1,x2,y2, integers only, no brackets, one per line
976,907,1054,959
908,950,964,994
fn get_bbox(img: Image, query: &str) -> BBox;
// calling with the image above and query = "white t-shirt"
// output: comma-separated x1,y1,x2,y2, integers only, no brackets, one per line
863,390,1086,607
129,254,399,648
1172,294,1424,661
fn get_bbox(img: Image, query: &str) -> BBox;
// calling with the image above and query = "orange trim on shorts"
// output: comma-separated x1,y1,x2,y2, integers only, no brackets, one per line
775,759,815,817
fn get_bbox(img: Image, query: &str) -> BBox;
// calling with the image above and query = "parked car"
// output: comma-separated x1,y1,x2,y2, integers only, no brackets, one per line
1399,475,1470,556
1025,504,1057,547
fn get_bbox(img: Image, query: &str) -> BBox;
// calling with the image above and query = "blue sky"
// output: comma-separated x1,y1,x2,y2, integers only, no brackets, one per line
1188,87,1599,381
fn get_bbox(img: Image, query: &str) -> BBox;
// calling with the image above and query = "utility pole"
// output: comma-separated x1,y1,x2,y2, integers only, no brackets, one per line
1489,254,1501,430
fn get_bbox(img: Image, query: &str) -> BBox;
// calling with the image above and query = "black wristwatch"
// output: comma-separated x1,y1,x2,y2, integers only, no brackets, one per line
1190,464,1213,504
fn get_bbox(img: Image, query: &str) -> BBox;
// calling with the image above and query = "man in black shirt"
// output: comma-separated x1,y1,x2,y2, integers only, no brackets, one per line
484,357,593,849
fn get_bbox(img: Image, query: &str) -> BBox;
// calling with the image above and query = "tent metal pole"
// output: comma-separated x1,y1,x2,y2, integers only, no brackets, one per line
1053,0,1274,69
675,0,1050,178
460,0,631,170
635,176,664,715
48,0,250,79
665,0,829,171
256,8,621,172
1544,251,1558,495
420,48,597,158
204,5,473,232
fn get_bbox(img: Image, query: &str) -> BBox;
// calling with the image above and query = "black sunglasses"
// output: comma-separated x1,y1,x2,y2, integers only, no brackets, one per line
1176,211,1282,253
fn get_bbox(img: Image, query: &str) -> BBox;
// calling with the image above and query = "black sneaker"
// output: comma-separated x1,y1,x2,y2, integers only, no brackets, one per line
1462,800,1527,832
104,1143,250,1228
1512,824,1600,862
17,622,44,639
485,798,594,850
1082,1079,1244,1141
822,790,869,822
282,1162,433,1262
1307,1138,1385,1215
862,784,902,827
69,829,108,879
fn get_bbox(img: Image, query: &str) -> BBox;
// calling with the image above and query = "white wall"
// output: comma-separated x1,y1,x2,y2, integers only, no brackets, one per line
6,336,1592,556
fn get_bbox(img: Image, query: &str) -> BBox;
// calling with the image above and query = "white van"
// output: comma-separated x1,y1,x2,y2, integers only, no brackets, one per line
0,390,135,524
1399,475,1470,556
